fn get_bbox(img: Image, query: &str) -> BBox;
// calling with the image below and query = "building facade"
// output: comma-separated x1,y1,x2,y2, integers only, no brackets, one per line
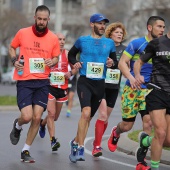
1,0,170,72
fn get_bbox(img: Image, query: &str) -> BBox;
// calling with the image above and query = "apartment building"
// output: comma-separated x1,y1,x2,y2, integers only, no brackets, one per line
1,0,170,70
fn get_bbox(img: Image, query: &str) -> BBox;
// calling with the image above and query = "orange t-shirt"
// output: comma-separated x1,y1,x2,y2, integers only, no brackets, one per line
49,49,69,89
11,26,60,80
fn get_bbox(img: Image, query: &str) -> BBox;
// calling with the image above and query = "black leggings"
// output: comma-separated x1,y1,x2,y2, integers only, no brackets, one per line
77,76,105,117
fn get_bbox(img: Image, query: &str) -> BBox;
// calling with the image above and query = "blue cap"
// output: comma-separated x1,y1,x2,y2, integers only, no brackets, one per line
90,13,109,23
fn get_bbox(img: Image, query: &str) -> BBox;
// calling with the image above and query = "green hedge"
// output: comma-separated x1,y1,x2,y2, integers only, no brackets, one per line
0,96,17,105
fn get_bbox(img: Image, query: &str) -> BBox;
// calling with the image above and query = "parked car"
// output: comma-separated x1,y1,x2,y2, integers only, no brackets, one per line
1,67,16,84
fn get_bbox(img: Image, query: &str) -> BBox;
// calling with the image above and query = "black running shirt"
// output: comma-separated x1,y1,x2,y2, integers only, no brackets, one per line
140,34,170,94
105,43,126,89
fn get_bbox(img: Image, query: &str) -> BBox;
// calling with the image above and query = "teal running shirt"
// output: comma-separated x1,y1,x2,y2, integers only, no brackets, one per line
74,35,116,80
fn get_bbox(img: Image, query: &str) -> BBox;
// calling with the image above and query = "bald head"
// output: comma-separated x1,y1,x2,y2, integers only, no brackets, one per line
56,33,66,51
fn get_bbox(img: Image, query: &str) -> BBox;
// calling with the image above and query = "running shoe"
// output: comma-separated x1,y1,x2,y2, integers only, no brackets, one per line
136,131,149,163
69,140,78,163
10,118,22,145
136,161,151,170
39,119,46,138
21,150,35,163
76,146,85,161
51,138,60,151
66,112,71,117
92,146,102,157
108,126,120,152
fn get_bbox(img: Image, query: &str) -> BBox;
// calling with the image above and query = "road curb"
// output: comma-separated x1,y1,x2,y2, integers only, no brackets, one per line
102,133,170,165
0,101,80,111
0,106,18,111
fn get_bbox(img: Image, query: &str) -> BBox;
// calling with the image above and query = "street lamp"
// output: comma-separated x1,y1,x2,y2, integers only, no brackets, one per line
55,0,62,33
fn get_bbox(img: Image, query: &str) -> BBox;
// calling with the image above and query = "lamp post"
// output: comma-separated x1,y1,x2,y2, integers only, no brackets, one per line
37,0,44,6
0,0,2,76
55,0,62,33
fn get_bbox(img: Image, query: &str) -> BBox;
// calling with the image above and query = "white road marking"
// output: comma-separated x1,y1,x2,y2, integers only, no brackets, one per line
84,136,136,168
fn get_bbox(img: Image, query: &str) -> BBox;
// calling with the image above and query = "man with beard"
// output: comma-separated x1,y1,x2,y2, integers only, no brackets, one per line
68,13,118,163
9,5,60,163
107,16,165,170
133,26,170,170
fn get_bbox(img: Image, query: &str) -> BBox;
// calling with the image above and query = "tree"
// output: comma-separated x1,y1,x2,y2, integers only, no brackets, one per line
0,9,29,69
0,9,29,47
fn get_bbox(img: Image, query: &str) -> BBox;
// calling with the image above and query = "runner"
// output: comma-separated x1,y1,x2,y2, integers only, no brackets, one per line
68,13,117,163
107,16,165,170
39,33,77,151
9,5,60,162
92,22,127,157
66,72,77,117
134,28,170,170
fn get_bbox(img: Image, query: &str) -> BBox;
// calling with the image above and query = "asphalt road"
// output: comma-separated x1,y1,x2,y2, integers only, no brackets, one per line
0,84,169,170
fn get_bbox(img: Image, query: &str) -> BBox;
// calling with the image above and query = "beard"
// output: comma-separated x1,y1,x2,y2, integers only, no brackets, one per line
94,25,104,36
35,22,48,33
151,31,158,39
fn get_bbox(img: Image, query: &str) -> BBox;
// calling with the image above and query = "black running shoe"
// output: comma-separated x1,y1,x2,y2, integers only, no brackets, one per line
10,119,22,145
136,131,149,163
51,138,60,151
21,150,35,163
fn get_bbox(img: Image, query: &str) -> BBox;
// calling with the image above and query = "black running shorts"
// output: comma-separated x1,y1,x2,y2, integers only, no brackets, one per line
146,88,170,114
104,88,119,108
77,76,105,117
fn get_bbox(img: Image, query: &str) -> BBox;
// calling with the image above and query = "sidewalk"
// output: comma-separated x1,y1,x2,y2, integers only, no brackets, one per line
0,105,18,111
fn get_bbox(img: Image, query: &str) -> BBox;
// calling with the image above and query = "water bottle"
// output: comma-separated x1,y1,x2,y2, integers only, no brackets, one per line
18,55,24,75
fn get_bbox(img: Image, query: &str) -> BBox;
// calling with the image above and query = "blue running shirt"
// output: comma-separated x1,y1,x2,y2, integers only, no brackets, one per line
123,36,152,88
74,35,116,80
